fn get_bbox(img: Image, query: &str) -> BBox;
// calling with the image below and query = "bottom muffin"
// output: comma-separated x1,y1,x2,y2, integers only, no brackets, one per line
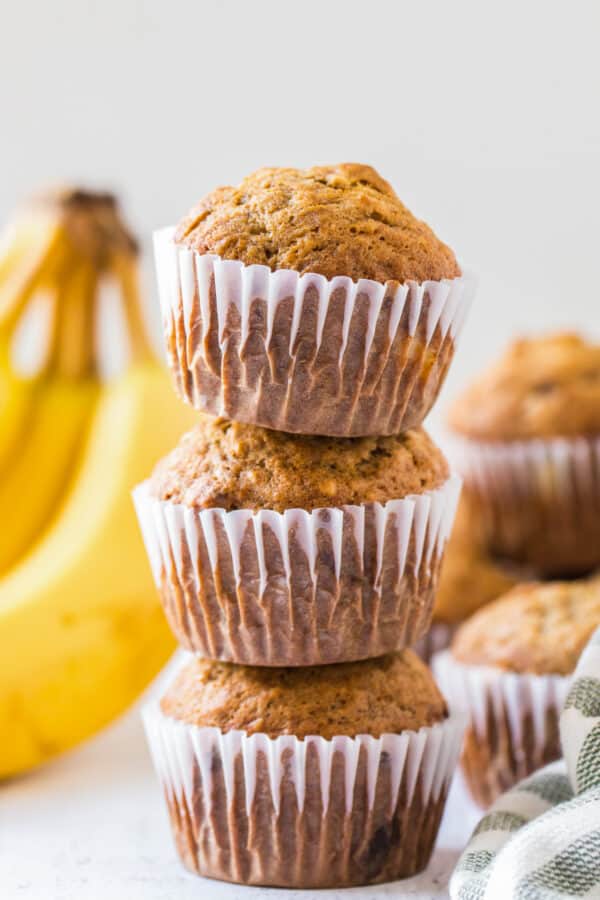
433,575,600,807
144,652,464,888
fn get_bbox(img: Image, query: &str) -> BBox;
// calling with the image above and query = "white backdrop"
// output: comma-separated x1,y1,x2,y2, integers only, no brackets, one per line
2,0,600,423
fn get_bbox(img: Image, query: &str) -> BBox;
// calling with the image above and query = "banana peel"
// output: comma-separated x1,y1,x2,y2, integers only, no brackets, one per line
0,377,100,574
0,189,196,777
0,364,195,776
0,345,35,476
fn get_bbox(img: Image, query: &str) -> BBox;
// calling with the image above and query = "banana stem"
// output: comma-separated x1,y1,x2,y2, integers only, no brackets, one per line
112,252,154,365
46,263,99,378
1,195,152,379
0,222,65,336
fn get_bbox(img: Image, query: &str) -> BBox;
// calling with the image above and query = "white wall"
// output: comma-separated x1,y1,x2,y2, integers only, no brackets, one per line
2,0,599,423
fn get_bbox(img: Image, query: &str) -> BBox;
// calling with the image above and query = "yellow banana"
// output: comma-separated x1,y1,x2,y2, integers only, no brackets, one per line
0,254,102,572
0,362,195,777
0,214,66,476
0,344,35,476
0,376,99,574
0,213,64,326
0,188,192,777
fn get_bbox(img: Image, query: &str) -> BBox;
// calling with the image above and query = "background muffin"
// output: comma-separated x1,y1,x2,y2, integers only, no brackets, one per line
135,417,460,665
156,163,473,436
448,332,600,575
434,575,600,806
145,651,463,888
415,492,522,660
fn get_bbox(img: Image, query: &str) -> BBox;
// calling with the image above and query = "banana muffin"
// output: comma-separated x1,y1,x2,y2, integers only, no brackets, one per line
155,163,473,436
176,164,460,284
434,575,600,807
448,332,600,575
144,651,463,888
150,415,448,511
415,493,521,660
134,417,460,666
162,650,447,737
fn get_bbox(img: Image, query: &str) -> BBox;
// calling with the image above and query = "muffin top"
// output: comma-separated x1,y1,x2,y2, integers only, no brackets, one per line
174,163,460,284
161,651,448,739
451,576,600,675
150,417,448,511
433,495,521,624
448,332,600,441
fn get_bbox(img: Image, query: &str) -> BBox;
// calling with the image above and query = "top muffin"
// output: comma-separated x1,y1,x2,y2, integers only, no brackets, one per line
451,575,600,675
449,332,600,440
150,416,449,511
161,650,447,739
175,163,460,284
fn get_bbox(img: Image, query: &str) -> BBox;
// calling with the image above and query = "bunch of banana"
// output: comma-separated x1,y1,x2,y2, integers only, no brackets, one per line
0,189,195,777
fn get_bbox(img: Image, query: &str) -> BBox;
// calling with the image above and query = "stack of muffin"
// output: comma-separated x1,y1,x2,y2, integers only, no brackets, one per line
134,164,475,888
434,333,600,806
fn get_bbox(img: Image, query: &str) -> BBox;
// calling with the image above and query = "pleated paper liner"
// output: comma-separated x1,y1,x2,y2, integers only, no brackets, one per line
133,474,460,666
143,691,464,888
447,434,600,576
154,226,474,437
433,650,571,808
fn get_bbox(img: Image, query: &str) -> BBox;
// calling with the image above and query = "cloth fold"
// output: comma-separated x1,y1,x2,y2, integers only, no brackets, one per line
450,627,600,899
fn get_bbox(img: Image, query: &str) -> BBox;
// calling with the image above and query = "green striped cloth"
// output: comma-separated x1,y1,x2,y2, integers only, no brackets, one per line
450,627,600,900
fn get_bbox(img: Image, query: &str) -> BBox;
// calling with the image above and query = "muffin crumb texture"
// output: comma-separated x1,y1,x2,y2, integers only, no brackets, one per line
175,163,460,284
161,651,447,739
150,417,448,511
451,575,600,675
449,332,600,440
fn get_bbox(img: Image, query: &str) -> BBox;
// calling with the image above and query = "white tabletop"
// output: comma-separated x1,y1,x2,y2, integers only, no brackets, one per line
0,701,481,900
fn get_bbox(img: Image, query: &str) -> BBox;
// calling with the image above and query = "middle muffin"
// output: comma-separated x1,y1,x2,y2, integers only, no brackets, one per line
134,416,460,666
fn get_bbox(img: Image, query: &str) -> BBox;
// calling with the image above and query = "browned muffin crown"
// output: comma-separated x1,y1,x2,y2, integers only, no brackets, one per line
448,332,600,441
161,651,447,739
451,575,600,675
150,417,449,511
175,164,460,284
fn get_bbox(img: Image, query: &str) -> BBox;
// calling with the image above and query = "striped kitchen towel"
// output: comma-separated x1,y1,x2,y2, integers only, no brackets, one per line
450,627,600,900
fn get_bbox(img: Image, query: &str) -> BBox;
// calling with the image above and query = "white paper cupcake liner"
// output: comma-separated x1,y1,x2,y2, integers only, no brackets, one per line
433,650,571,807
142,694,464,887
154,227,475,436
133,474,461,666
447,434,600,574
